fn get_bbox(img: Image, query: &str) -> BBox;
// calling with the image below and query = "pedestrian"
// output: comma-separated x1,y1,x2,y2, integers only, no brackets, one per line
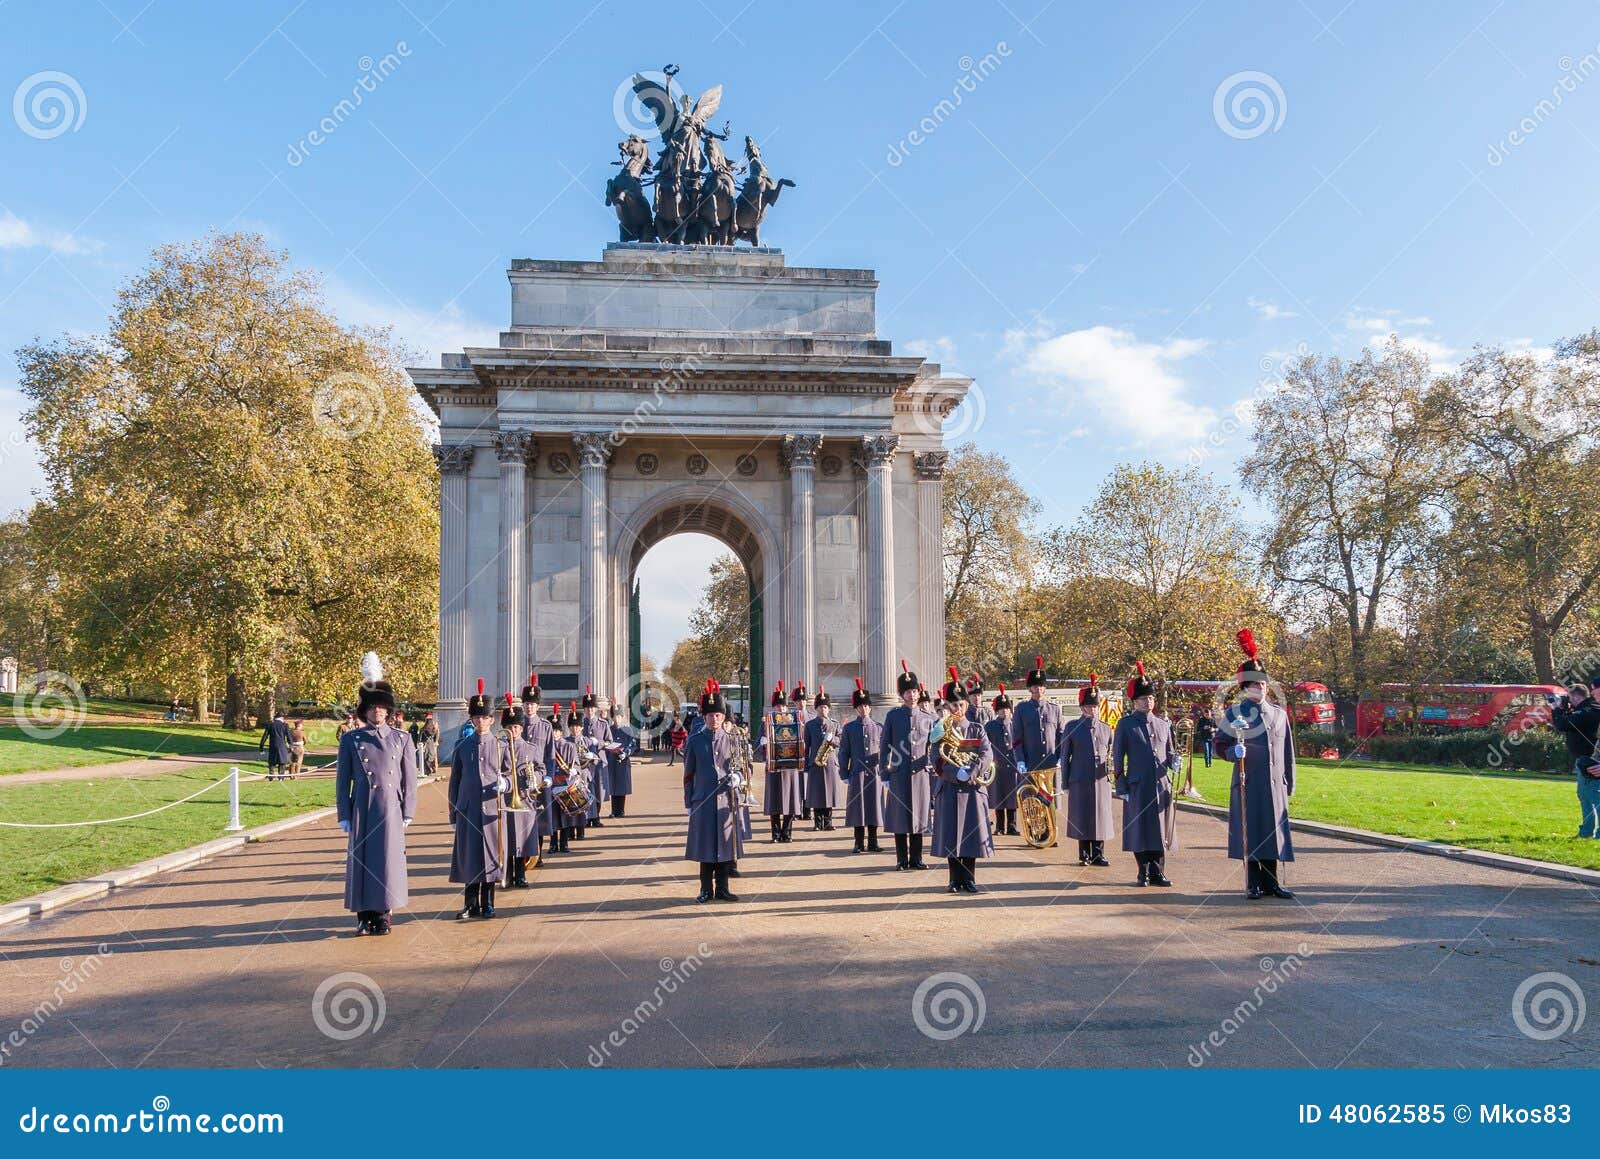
931,674,994,894
421,713,440,776
668,715,687,764
1550,675,1600,840
448,679,506,920
1060,674,1113,867
335,652,417,936
1216,630,1296,899
1196,710,1218,768
881,660,934,871
840,678,886,853
259,710,292,782
1112,661,1177,887
407,714,423,766
336,712,357,742
985,683,1021,837
287,717,307,779
683,680,742,903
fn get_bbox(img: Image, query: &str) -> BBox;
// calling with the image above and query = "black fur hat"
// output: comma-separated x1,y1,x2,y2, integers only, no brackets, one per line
521,672,540,704
851,677,872,709
466,677,491,718
896,659,919,695
699,679,730,717
356,651,398,718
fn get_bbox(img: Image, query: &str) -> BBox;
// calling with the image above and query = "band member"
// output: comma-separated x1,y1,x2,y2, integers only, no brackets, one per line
840,678,885,853
581,685,612,826
449,679,507,919
607,701,638,817
520,676,555,866
1217,630,1296,899
498,694,540,889
804,689,841,830
1011,657,1062,814
1112,662,1177,887
336,651,418,936
1061,674,1113,866
917,684,933,712
882,660,935,870
683,680,742,902
790,681,812,820
546,703,588,853
965,672,995,727
933,675,995,893
985,683,1021,836
763,682,804,842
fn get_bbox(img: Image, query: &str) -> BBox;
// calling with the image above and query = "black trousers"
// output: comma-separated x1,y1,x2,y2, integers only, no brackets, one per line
947,857,977,887
894,833,923,865
698,861,734,893
1134,850,1166,877
1246,859,1282,889
1078,839,1106,861
611,794,627,817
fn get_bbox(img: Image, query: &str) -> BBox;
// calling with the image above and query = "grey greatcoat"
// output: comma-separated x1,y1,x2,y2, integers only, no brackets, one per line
260,717,294,768
881,704,935,835
1011,697,1063,777
840,715,886,826
1112,710,1179,854
336,723,418,912
1217,699,1296,862
583,715,612,806
1060,715,1114,841
932,718,995,858
803,715,842,809
966,701,996,728
608,724,638,796
522,714,557,837
546,734,587,831
683,726,745,864
448,730,505,884
985,715,1022,809
501,734,544,857
762,710,805,817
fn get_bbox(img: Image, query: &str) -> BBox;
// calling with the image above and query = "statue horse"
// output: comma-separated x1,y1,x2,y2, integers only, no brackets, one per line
654,170,699,243
696,164,738,246
735,175,795,246
604,171,656,243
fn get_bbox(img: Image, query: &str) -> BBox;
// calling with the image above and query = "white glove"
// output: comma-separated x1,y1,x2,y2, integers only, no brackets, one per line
1231,743,1246,761
542,777,554,790
339,820,350,833
497,776,509,793
403,818,412,827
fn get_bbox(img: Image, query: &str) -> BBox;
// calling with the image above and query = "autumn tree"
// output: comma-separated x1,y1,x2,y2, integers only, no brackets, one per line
665,552,750,698
942,442,1039,676
20,232,438,726
1244,339,1448,695
1427,337,1600,682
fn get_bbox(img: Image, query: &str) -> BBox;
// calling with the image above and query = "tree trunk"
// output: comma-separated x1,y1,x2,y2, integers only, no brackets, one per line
193,678,209,723
224,672,249,730
259,685,277,727
1528,612,1557,685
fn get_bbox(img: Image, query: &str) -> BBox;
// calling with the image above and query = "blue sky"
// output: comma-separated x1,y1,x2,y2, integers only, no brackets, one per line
6,0,1600,660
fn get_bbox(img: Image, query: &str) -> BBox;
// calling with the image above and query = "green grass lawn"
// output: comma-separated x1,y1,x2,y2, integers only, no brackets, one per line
0,719,341,776
1187,756,1600,871
0,765,336,904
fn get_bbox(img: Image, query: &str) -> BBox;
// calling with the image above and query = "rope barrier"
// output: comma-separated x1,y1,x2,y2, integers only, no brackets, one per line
0,767,269,829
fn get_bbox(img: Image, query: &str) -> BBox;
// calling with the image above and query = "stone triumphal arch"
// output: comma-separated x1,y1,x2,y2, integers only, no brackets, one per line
410,244,969,736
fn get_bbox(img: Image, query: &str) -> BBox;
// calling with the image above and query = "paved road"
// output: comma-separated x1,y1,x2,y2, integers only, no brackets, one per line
2,754,1596,1069
3,750,335,787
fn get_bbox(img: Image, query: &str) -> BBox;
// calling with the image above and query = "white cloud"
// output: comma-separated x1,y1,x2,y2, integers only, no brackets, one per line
1343,310,1458,372
0,213,101,256
634,533,735,666
1020,325,1215,442
322,275,498,363
1248,296,1297,321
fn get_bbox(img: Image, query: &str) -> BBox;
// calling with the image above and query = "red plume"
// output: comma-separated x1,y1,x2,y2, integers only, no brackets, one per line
1136,661,1146,677
1035,655,1043,670
1237,628,1259,660
504,691,513,705
1089,671,1098,687
476,677,484,695
854,677,864,690
776,680,784,692
585,683,591,695
901,659,909,673
949,665,959,681
998,681,1007,693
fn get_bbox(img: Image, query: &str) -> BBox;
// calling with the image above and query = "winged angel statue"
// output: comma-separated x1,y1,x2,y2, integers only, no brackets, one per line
604,65,795,246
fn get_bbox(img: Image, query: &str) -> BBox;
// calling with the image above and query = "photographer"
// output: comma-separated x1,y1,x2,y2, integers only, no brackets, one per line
1549,679,1600,840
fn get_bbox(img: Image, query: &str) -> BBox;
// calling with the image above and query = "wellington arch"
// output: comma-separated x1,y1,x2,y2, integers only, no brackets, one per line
409,244,971,740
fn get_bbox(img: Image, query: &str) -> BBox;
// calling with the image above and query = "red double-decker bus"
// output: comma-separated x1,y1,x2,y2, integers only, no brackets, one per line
1290,681,1336,728
1354,683,1562,737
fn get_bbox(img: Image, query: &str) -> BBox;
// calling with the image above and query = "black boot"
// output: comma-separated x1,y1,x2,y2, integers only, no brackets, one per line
457,883,480,920
696,863,715,903
1005,809,1020,837
575,822,586,840
867,825,882,853
853,826,866,853
713,862,738,902
909,834,929,870
780,816,793,842
1264,860,1294,899
894,833,909,869
1078,840,1092,866
1148,856,1172,887
1134,854,1149,887
560,828,572,852
1246,859,1264,899
770,816,782,843
947,858,961,893
480,883,497,917
1090,841,1110,867
616,795,627,817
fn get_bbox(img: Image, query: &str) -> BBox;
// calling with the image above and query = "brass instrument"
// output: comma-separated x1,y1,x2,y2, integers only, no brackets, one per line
1163,716,1194,849
937,714,994,788
727,722,758,811
813,728,839,767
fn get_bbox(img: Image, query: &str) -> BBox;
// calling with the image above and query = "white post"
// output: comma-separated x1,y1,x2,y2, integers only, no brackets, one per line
225,766,243,832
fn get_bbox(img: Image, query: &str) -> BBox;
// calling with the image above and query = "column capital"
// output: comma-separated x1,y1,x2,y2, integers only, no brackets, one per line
493,430,537,466
779,433,823,473
572,431,615,469
912,450,950,481
859,433,900,468
433,443,476,475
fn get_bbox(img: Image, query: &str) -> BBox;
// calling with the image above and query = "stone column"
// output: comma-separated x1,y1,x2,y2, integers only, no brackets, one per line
434,443,476,750
494,431,535,694
781,434,822,695
574,432,614,695
860,434,899,705
913,450,949,687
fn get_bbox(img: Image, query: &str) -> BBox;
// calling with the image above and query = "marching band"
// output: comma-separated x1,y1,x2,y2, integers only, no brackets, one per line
335,630,1299,931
